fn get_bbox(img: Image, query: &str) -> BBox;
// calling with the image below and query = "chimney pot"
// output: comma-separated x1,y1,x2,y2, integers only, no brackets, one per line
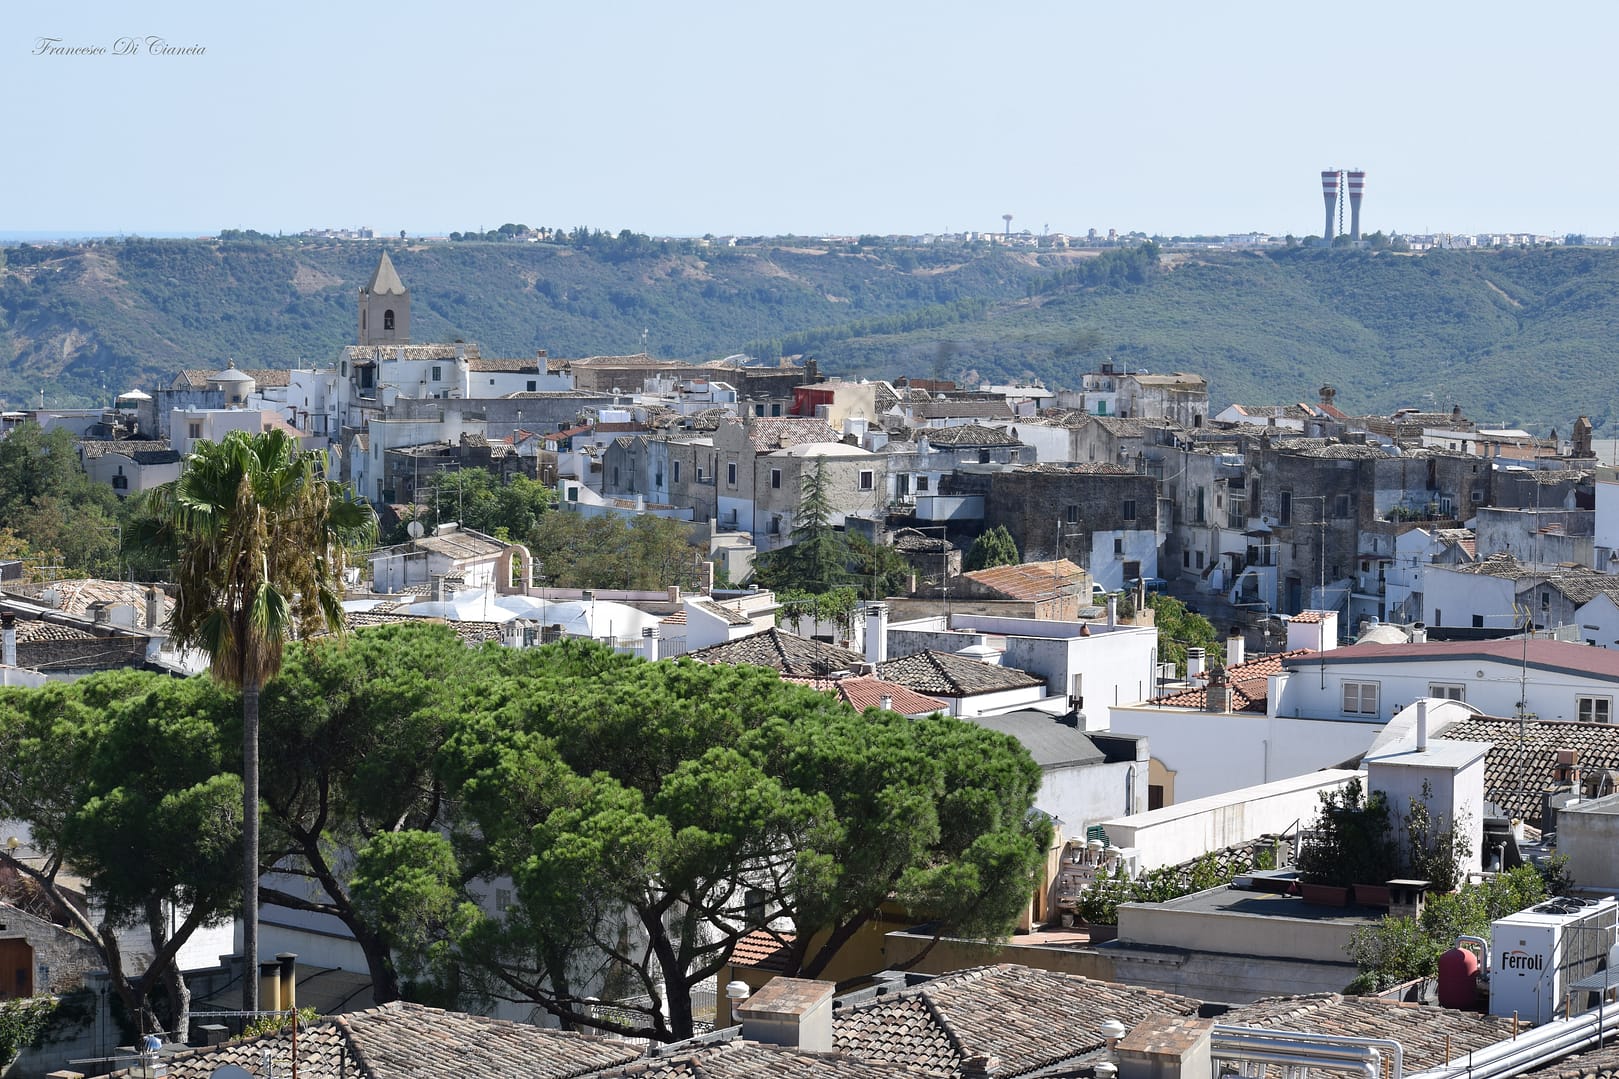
277,953,297,1013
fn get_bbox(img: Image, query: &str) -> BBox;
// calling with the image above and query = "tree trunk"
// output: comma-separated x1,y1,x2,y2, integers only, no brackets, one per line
146,896,191,1041
243,679,260,1014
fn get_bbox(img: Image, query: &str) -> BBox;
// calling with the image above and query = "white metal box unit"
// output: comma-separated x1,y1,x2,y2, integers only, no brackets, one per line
1490,895,1618,1023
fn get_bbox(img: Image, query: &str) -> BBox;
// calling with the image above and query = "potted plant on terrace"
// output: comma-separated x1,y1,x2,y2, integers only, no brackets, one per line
1296,778,1396,907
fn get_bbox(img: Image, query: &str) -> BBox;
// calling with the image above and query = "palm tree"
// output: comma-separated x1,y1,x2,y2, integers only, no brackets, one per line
141,429,375,1013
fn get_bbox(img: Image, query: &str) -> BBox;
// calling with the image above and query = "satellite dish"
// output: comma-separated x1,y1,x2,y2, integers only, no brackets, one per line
210,1065,253,1079
407,520,425,539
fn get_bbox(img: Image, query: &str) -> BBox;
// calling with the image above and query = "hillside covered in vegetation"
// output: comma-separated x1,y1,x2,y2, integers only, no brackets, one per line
3,235,1617,432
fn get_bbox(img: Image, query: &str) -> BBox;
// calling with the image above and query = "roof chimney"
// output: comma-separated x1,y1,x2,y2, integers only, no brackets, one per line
864,603,889,665
259,961,283,1014
1,613,14,668
1416,698,1429,752
146,586,163,630
1205,665,1232,714
1185,647,1205,681
1116,1015,1214,1079
1225,630,1244,668
277,953,297,1013
879,694,893,712
734,977,835,1054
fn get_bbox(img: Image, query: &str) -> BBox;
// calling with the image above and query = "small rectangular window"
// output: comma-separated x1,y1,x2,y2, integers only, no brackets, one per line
1335,494,1351,518
1342,681,1380,717
859,470,874,491
1195,550,1205,569
1113,538,1124,555
188,422,202,439
727,462,738,486
1578,696,1612,723
1429,684,1466,702
673,461,681,483
917,476,930,492
1280,492,1292,525
527,380,537,392
770,468,781,489
431,366,442,381
1065,504,1079,524
1122,499,1137,521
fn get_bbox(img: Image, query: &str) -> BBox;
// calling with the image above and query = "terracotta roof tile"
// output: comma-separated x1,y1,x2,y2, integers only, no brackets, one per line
745,418,840,453
833,964,1201,1076
1435,715,1619,823
729,929,795,972
686,629,864,678
467,356,540,373
1222,994,1515,1073
781,675,948,715
918,424,1022,448
692,600,753,627
876,650,1044,697
118,1000,643,1079
1151,650,1315,712
590,1042,895,1078
961,559,1087,602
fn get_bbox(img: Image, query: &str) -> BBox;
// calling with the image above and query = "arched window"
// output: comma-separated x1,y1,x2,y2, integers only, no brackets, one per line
383,309,395,331
1125,766,1138,815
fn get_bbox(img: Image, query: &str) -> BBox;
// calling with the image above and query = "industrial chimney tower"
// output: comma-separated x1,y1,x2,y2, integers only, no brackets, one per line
1347,170,1366,240
1321,170,1339,241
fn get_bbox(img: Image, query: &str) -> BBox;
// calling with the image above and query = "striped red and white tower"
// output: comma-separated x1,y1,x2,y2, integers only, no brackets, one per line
1347,170,1366,241
1321,170,1340,241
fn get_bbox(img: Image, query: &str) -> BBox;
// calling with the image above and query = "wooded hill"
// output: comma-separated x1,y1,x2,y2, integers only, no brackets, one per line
3,235,1617,432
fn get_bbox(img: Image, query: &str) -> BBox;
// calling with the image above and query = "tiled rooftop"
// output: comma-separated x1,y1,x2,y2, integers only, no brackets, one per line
961,559,1087,601
919,423,1023,448
744,418,840,452
591,1042,895,1079
467,356,540,373
1222,993,1516,1073
1526,1042,1619,1079
834,964,1200,1077
693,599,753,627
117,1000,643,1079
173,367,294,389
1435,714,1619,823
876,650,1044,697
686,629,864,678
782,675,949,715
14,620,97,643
77,439,173,459
1150,650,1314,713
728,928,795,973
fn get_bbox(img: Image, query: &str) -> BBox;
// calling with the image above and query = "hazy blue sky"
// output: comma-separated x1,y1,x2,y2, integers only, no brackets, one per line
6,1,1616,239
